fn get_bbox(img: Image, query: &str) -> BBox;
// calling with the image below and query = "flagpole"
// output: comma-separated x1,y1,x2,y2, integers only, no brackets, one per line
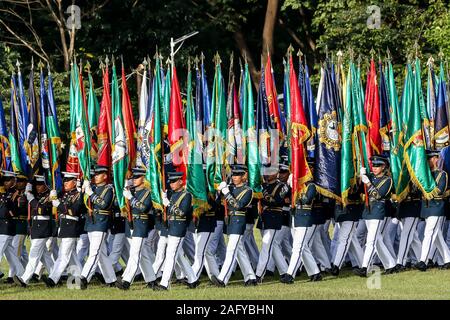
169,31,199,78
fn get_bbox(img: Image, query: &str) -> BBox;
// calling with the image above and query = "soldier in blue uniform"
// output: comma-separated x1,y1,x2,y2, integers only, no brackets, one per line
354,155,396,277
280,178,321,284
45,172,85,287
330,184,364,276
0,171,24,280
211,164,257,287
415,150,450,271
152,205,169,280
155,171,198,290
191,192,217,282
14,175,54,287
117,167,157,290
8,173,29,282
255,165,289,283
395,182,422,271
108,197,129,276
80,165,117,289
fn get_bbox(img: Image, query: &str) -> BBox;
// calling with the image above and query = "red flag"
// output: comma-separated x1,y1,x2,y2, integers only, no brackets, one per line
365,59,381,165
289,55,312,205
97,66,112,168
168,66,187,182
264,54,282,134
121,66,137,171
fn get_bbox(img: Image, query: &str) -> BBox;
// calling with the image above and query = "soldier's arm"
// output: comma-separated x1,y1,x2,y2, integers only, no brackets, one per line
90,186,114,209
300,184,316,205
274,183,289,203
130,192,152,213
224,188,253,209
370,177,393,200
170,193,192,218
436,172,448,196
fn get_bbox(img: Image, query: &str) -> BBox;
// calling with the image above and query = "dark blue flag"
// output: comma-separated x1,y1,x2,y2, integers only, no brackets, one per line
379,62,391,157
0,97,11,171
435,62,449,150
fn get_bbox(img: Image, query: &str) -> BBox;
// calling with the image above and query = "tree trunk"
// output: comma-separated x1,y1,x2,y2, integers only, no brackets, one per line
234,30,260,89
261,0,278,67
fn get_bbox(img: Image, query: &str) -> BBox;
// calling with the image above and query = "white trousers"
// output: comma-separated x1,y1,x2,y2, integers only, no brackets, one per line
218,234,256,284
420,216,450,263
108,233,128,272
267,225,292,273
204,222,224,278
76,233,89,266
9,234,28,278
332,221,363,268
287,225,319,276
243,223,259,268
309,224,331,270
153,233,168,277
256,229,288,277
0,234,24,277
81,231,116,284
160,235,196,287
182,230,196,263
20,238,54,284
192,231,213,280
397,217,421,265
381,217,398,260
36,237,58,277
122,236,156,284
362,219,396,269
49,238,81,283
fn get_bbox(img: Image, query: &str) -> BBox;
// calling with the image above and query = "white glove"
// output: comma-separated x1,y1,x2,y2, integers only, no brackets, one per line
123,188,133,200
221,187,230,195
84,183,93,196
25,183,32,193
126,179,133,187
25,191,34,202
217,181,227,191
82,179,90,190
287,173,293,188
52,199,61,207
391,218,399,225
360,167,367,176
361,174,370,185
50,189,57,201
162,192,170,207
76,179,82,192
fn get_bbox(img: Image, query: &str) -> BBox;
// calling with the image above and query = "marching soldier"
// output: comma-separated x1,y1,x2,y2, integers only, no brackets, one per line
154,171,197,290
108,197,129,276
45,172,85,287
211,164,257,287
0,171,24,279
280,176,321,284
255,165,289,283
203,192,224,280
14,175,54,287
395,182,422,271
116,167,157,290
355,155,397,277
7,173,29,283
330,184,364,275
415,150,450,271
152,207,169,280
80,165,117,289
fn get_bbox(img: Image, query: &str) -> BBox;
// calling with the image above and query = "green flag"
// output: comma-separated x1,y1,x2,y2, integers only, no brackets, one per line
403,59,438,198
186,64,208,216
242,62,262,197
87,71,100,163
111,63,128,211
147,57,163,212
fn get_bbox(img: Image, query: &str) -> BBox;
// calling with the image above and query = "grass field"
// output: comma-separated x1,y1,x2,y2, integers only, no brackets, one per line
1,235,450,300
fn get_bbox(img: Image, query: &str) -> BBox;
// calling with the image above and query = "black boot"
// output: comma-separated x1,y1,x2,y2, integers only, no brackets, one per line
153,284,168,291
330,264,340,276
211,275,225,287
394,264,406,272
244,279,258,286
310,273,322,282
115,278,130,290
147,281,157,289
44,277,56,288
279,273,294,284
4,277,14,284
80,277,88,290
415,261,427,272
353,267,367,277
13,275,27,288
187,280,200,289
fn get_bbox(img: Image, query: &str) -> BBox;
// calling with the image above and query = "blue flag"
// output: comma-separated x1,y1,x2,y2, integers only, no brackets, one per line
379,62,391,157
0,97,11,171
16,69,30,176
256,67,272,165
434,62,449,150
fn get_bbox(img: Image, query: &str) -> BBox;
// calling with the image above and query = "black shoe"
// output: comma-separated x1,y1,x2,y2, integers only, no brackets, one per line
211,275,225,288
280,274,294,284
115,278,130,290
244,279,257,286
255,275,263,284
94,273,105,284
353,267,367,277
265,270,274,277
134,274,144,282
404,261,412,269
415,261,427,272
296,269,302,277
175,278,188,285
439,262,450,270
0,272,4,280
394,264,406,272
44,277,56,288
60,275,69,282
153,284,168,291
427,259,435,268
147,281,157,289
187,280,200,289
29,273,40,283
80,277,88,290
4,277,14,284
115,269,124,277
310,273,322,282
13,275,27,288
106,281,117,287
330,264,340,276
383,267,397,275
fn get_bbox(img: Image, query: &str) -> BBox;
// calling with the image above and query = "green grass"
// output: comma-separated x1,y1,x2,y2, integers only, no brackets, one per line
2,233,450,300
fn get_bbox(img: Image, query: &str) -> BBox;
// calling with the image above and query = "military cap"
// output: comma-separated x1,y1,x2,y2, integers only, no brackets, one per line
16,173,28,181
62,172,79,181
279,163,289,172
1,170,16,178
167,171,183,182
426,149,440,158
262,164,278,176
231,164,247,176
132,167,146,178
370,155,389,167
93,165,109,175
34,175,46,184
